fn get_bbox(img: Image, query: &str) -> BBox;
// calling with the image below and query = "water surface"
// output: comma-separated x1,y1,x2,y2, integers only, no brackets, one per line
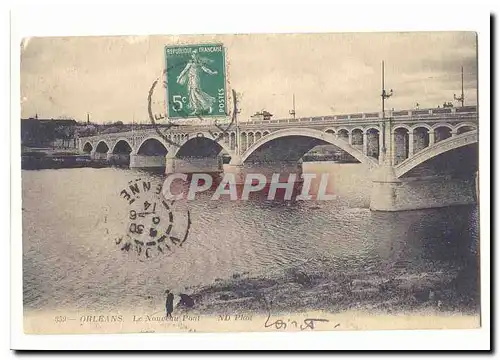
22,165,479,314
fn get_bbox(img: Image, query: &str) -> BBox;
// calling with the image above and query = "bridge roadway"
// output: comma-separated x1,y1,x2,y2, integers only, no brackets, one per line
79,105,479,211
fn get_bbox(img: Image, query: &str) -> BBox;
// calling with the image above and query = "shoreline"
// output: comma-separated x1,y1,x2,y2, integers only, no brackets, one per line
178,260,480,316
23,263,480,317
21,149,109,170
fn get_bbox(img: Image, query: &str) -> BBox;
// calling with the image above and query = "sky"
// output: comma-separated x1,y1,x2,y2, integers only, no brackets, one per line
20,32,477,124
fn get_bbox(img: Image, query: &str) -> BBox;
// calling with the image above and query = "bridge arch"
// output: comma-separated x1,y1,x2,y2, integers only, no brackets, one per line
412,126,431,154
351,128,364,146
350,126,364,133
229,132,236,150
247,132,255,147
336,128,349,141
336,127,350,133
410,123,432,132
239,128,378,166
170,131,235,158
324,128,336,134
431,123,454,131
95,140,111,153
395,132,478,178
455,122,477,134
111,138,133,154
363,125,380,133
136,136,169,156
392,124,412,132
82,142,93,153
433,125,454,143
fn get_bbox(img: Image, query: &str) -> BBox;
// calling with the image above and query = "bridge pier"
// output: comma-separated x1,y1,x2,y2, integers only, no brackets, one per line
378,131,385,164
370,167,476,211
106,151,130,166
224,160,303,185
129,153,166,169
165,156,223,174
91,151,107,161
428,130,435,146
106,151,114,162
222,163,246,184
362,133,368,155
370,165,401,211
408,132,414,157
165,157,175,174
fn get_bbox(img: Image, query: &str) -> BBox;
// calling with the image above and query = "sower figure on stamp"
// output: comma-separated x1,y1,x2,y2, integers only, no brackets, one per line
165,289,174,319
176,50,218,115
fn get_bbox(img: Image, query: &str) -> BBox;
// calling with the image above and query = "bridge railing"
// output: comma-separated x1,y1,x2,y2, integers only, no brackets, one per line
79,105,478,142
245,105,477,125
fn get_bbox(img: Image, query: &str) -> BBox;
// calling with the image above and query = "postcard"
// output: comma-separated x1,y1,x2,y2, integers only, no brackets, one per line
14,30,484,344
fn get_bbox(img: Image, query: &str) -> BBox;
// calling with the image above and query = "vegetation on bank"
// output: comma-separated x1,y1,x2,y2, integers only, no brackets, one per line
176,259,479,316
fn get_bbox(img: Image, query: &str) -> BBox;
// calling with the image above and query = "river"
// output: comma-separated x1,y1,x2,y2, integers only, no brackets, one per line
22,163,480,315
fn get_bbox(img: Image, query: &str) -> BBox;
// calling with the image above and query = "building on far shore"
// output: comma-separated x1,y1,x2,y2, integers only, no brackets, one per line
21,117,78,148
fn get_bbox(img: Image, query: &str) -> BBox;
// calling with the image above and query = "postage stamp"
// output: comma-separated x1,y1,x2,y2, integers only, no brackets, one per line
14,29,486,350
147,44,236,150
165,43,227,119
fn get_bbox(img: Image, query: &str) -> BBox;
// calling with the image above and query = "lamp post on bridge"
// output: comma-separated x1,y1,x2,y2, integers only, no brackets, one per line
289,94,296,120
453,66,465,107
380,60,394,165
233,90,241,157
369,60,398,211
132,112,136,149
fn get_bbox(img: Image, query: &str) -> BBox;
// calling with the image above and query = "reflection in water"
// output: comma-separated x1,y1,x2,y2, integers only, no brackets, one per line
22,167,479,314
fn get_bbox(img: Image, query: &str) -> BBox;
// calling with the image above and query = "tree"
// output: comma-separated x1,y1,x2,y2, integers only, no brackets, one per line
76,125,97,137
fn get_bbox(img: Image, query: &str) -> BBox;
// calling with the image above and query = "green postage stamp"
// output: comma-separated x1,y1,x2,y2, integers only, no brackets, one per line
165,44,227,119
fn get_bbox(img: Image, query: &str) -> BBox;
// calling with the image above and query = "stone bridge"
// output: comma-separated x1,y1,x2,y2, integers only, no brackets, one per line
79,105,478,211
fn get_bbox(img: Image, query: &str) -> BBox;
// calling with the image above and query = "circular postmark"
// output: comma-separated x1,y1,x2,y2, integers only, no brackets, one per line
147,45,238,149
112,177,191,261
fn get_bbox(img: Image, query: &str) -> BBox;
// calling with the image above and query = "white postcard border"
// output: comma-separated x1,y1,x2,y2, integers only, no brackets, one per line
9,2,491,350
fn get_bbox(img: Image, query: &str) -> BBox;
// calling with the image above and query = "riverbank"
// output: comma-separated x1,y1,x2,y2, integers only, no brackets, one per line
21,148,108,170
22,261,481,334
176,257,480,317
